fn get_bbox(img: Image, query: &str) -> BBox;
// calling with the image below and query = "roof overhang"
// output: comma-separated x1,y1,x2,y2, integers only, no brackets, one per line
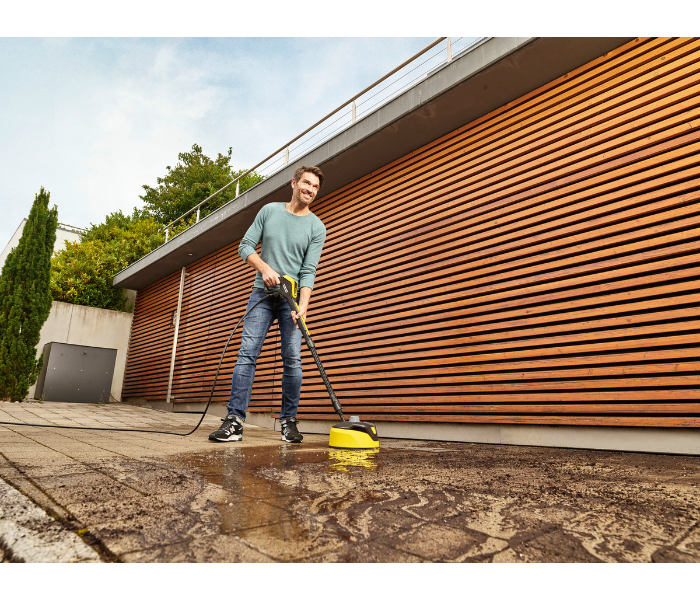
114,36,633,290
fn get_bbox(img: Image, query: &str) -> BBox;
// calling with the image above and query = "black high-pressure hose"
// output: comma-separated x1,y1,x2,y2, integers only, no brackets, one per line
0,295,270,437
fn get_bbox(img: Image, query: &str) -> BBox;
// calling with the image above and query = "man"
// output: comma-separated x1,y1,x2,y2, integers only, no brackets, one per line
209,165,326,444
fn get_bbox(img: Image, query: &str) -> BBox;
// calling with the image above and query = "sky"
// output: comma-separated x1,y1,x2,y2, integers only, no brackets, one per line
0,37,438,247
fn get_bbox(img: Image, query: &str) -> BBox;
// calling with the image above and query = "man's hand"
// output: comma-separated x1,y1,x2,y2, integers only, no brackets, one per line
261,265,280,287
247,253,280,287
292,287,312,329
291,303,308,329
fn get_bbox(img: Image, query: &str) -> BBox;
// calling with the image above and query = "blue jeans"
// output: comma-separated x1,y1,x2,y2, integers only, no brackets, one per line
227,288,303,421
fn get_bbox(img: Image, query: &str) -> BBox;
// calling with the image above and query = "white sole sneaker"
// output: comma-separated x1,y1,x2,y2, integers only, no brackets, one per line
210,434,242,442
209,432,243,442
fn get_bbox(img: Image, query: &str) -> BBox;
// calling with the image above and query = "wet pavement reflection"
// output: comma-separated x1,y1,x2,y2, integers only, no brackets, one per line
328,449,380,472
167,442,391,560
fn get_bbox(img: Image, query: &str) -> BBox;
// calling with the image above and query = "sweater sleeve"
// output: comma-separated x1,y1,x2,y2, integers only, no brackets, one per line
298,222,326,290
238,205,268,263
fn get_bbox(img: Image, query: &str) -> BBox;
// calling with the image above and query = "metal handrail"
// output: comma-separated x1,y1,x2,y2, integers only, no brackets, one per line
161,37,454,241
57,222,86,232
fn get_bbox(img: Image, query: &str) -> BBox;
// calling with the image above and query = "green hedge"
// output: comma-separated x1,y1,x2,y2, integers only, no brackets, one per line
50,213,165,312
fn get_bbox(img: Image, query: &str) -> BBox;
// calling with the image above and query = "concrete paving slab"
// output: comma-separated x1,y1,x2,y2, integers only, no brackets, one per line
0,464,71,521
0,479,99,563
0,441,45,449
327,500,427,538
98,466,202,497
492,547,527,563
564,504,698,542
508,526,604,563
380,521,508,562
0,449,60,464
575,531,667,563
88,512,204,556
236,515,347,561
217,499,295,535
675,525,700,555
30,471,144,505
3,456,78,469
64,497,175,526
157,484,251,521
304,539,428,563
650,546,700,562
13,460,94,480
119,534,274,563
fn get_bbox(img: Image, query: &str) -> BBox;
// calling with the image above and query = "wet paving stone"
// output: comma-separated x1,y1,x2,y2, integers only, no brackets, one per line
509,526,603,563
303,539,427,563
120,535,274,563
217,499,294,534
96,464,201,496
64,497,178,527
236,515,347,561
15,461,96,479
379,522,508,562
31,471,144,505
88,510,204,556
651,546,700,562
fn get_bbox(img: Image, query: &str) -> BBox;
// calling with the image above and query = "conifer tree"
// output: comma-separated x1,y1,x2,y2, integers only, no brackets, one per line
0,188,58,401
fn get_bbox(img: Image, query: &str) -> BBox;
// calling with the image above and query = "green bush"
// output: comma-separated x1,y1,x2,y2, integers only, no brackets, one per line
50,212,164,312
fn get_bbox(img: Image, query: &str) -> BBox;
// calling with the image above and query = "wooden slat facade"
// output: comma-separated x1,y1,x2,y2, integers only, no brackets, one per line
122,38,700,427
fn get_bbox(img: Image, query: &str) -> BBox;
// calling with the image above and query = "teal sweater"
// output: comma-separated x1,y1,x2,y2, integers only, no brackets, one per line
238,202,326,290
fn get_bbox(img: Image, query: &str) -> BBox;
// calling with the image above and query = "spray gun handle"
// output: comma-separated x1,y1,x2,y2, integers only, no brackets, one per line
263,275,296,296
262,275,296,298
264,276,311,336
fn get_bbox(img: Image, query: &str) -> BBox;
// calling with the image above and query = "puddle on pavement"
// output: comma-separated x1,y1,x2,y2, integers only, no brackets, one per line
174,443,382,485
168,442,385,543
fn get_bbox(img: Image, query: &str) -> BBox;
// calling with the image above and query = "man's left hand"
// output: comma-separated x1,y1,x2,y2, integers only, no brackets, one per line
291,304,308,329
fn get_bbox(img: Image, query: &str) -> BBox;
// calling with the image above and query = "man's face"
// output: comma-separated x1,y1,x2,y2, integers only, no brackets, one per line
291,172,320,206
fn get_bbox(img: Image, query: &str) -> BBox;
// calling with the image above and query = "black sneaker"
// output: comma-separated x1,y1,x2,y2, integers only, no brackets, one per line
209,415,243,442
280,417,303,443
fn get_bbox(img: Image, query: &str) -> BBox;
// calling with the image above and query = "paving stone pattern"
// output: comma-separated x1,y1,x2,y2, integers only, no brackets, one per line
1,401,699,562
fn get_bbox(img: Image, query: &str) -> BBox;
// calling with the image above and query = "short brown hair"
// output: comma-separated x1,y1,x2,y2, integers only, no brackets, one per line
293,165,324,190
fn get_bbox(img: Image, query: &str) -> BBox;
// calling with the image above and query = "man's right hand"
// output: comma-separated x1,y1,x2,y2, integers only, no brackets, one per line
261,266,280,287
246,253,280,287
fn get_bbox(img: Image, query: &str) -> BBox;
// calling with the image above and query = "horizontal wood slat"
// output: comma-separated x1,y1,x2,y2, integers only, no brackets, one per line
122,37,700,427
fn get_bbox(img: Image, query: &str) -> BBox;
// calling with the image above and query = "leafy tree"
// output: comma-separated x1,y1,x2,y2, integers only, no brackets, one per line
50,144,261,313
0,187,58,401
50,211,165,312
140,143,264,226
